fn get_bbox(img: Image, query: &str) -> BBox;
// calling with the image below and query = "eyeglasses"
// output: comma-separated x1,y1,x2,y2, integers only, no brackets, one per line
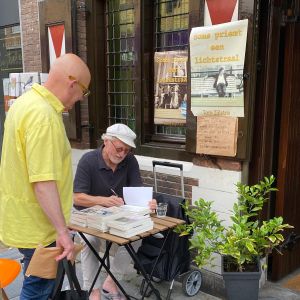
110,140,131,155
69,75,90,97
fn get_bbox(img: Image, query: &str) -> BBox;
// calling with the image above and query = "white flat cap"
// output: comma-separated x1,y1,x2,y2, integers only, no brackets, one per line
102,123,136,148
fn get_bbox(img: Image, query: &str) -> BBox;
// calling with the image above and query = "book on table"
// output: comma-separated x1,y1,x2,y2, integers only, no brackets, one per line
106,214,150,231
70,208,88,227
109,220,154,238
70,205,126,232
70,205,151,232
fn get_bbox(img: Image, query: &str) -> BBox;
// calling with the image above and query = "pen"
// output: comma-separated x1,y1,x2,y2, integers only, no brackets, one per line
110,188,118,197
110,188,126,205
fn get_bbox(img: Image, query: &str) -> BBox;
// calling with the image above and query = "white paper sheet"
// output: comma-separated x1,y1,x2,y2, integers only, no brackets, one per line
123,187,153,207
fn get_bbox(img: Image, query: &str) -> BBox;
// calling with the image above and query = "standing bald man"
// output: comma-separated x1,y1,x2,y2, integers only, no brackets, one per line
0,54,91,300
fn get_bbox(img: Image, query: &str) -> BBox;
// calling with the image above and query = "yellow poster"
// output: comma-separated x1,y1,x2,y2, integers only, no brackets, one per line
190,19,248,117
154,51,188,125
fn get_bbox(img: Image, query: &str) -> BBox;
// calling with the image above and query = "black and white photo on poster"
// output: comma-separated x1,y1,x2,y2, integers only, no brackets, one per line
154,50,188,125
190,19,248,117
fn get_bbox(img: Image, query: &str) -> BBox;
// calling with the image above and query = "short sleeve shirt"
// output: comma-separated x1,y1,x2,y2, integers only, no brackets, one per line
0,83,73,248
74,147,142,209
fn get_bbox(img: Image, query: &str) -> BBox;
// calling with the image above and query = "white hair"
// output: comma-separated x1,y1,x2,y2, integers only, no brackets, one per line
101,134,117,141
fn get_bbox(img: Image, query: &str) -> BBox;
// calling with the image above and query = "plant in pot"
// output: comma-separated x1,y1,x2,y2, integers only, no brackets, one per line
175,175,293,300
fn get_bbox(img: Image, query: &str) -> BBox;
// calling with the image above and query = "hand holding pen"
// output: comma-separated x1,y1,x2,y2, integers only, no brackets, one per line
110,188,126,206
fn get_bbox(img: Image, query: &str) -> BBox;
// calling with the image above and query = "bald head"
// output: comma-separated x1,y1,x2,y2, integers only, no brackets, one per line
44,53,91,109
50,54,90,84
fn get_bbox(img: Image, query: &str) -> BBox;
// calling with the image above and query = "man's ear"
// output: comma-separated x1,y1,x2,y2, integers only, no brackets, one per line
68,78,77,89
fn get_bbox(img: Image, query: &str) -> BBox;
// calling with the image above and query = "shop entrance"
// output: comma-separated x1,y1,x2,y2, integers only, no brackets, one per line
249,0,300,280
271,16,300,280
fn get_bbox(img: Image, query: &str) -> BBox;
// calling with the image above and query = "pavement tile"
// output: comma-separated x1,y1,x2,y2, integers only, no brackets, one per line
2,248,300,300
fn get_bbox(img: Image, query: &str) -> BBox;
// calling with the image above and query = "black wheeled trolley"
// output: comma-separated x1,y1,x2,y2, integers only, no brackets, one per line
136,161,202,299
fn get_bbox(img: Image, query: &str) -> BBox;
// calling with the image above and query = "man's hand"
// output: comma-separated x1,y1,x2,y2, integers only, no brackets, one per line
106,195,124,207
149,199,157,210
55,229,75,261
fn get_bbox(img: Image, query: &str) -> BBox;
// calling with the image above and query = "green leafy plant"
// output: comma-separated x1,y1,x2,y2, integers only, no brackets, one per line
175,175,293,272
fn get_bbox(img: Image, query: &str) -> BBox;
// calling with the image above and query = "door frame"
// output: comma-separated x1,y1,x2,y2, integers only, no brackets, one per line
249,0,300,280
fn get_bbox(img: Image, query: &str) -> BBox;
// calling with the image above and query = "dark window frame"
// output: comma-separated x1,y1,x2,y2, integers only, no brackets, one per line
136,0,258,161
135,0,202,161
86,0,258,162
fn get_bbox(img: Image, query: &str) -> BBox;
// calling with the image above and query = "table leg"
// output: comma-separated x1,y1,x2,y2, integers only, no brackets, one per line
89,240,112,293
78,232,131,299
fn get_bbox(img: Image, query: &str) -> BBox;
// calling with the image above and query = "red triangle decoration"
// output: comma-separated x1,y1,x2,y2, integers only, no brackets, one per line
206,0,238,25
49,24,65,58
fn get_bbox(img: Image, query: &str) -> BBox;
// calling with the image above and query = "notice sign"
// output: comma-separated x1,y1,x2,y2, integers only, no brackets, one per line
196,116,238,157
190,19,248,117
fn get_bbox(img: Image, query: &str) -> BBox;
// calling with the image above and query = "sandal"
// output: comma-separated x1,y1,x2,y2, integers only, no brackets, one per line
101,288,126,300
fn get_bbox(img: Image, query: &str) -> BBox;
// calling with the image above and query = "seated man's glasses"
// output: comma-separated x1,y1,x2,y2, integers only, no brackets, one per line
110,140,131,155
69,75,90,98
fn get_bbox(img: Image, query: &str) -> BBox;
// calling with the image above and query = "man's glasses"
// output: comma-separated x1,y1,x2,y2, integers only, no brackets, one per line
69,75,90,97
110,140,131,155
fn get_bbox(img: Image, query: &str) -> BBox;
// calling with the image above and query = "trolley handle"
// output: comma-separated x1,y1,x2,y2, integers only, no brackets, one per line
152,160,183,171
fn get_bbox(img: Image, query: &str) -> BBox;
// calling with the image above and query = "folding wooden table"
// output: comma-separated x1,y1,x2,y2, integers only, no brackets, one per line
68,215,185,300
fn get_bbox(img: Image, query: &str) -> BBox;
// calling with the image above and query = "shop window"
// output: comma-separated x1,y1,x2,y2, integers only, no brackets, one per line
153,0,189,139
106,0,136,131
104,0,189,144
0,24,23,153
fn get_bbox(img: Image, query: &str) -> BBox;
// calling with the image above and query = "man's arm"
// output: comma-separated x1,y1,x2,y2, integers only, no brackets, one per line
74,192,123,208
33,180,74,261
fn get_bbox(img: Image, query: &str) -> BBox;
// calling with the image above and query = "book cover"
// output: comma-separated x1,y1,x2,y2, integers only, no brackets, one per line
109,221,154,238
107,215,150,231
70,205,151,233
78,205,125,222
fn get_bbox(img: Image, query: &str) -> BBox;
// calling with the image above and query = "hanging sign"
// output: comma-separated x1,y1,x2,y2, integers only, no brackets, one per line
196,115,238,157
190,19,248,117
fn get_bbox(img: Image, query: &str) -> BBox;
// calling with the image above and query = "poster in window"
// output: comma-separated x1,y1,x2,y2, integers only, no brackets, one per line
190,19,248,117
154,51,188,125
20,73,40,94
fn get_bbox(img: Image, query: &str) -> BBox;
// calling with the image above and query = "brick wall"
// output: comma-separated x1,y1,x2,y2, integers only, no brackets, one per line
141,170,198,203
19,0,42,72
20,0,90,148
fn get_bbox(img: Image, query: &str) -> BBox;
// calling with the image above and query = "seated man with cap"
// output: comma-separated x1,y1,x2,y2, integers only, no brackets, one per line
73,123,156,300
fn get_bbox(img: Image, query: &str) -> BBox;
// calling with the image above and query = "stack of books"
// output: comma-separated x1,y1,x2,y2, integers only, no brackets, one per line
107,206,154,238
70,205,126,232
70,205,154,237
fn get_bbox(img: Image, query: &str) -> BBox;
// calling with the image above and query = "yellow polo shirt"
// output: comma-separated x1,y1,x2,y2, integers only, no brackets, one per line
0,83,73,248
